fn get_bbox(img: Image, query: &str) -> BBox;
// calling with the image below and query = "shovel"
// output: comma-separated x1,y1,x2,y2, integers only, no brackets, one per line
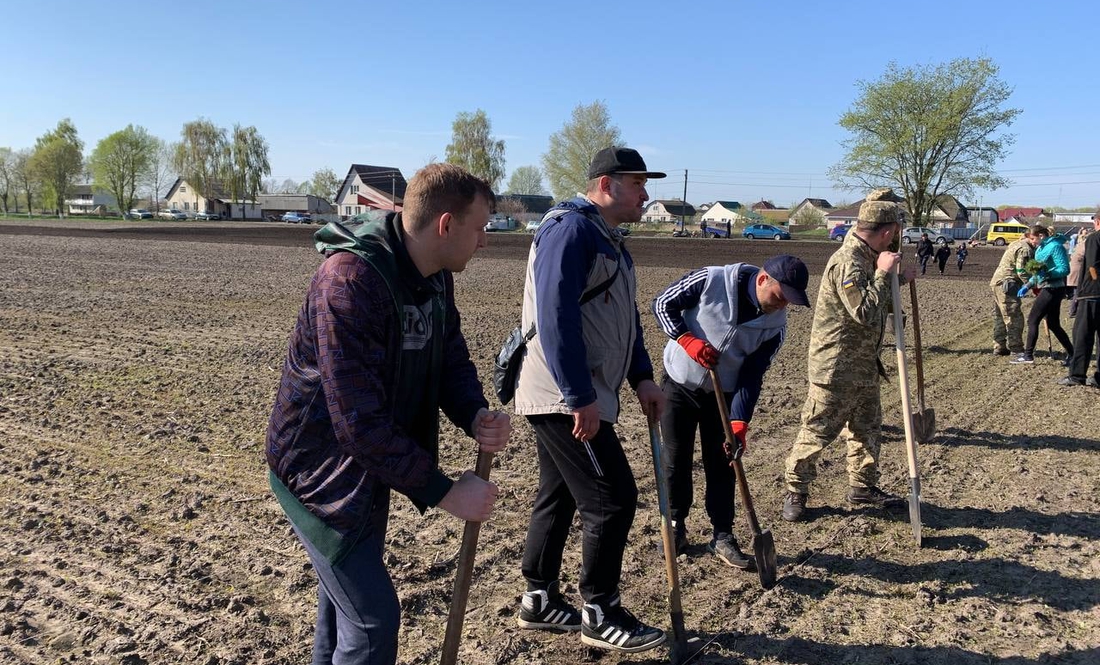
440,450,494,665
708,370,778,590
892,273,922,548
647,415,689,664
908,280,936,443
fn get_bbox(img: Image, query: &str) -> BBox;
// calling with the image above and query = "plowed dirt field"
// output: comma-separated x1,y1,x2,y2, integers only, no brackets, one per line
1,219,1097,665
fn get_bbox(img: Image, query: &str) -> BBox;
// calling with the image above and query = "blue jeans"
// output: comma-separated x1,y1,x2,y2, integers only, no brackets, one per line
293,513,399,665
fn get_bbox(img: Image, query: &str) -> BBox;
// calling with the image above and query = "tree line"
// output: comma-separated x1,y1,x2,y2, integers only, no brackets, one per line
1,57,1025,222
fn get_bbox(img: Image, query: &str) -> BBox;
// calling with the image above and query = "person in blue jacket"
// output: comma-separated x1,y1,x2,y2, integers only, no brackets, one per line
652,255,810,570
1011,224,1074,364
512,147,668,654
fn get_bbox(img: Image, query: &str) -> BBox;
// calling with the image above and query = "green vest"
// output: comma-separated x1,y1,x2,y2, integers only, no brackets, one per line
271,213,446,564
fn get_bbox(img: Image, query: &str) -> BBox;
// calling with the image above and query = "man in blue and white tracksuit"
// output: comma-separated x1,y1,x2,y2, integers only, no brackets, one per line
652,255,810,569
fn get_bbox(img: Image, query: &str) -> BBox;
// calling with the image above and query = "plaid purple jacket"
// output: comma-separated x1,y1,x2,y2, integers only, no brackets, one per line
266,244,487,536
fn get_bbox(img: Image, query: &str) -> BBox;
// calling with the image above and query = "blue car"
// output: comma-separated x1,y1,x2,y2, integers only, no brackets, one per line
829,224,852,242
742,223,790,240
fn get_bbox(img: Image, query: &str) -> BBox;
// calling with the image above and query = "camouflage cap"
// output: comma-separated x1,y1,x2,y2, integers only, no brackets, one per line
858,200,902,226
865,187,904,203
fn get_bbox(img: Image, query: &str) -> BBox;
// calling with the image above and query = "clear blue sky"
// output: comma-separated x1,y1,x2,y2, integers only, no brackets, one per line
3,0,1099,209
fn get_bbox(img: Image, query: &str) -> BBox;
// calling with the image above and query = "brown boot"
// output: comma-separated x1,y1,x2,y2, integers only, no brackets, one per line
781,492,808,522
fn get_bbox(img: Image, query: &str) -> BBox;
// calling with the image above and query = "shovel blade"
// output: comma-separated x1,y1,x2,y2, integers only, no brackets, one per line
753,529,778,590
908,476,922,548
912,407,936,444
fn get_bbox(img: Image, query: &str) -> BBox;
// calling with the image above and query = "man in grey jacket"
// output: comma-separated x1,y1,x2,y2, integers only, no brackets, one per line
512,147,667,654
653,255,809,569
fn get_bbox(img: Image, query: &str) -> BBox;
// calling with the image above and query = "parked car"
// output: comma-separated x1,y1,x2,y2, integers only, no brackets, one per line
194,211,222,221
901,226,953,245
128,208,153,219
484,215,516,232
985,222,1029,246
157,209,187,220
742,223,791,240
281,212,311,224
525,220,542,233
829,224,852,242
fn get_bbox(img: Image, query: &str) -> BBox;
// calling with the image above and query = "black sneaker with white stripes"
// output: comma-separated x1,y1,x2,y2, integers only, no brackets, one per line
581,599,666,653
516,585,581,632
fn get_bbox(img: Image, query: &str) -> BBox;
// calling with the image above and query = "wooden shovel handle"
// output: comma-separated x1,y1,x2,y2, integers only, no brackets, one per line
708,370,764,536
440,450,494,665
908,280,927,409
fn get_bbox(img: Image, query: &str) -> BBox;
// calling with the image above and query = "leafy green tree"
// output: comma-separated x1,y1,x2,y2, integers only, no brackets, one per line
445,109,505,189
223,124,271,219
88,125,158,217
542,101,622,201
828,57,1020,225
29,118,84,217
309,167,341,201
506,165,546,195
0,147,12,214
12,149,36,215
172,118,227,210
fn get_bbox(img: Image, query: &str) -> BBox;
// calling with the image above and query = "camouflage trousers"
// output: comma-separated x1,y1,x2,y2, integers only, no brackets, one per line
991,284,1025,353
784,382,882,494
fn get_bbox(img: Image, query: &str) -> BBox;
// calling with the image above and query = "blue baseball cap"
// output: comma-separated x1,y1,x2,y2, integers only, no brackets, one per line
763,255,810,307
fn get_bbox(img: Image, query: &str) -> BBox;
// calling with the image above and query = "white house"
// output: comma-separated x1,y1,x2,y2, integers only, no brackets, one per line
66,184,117,215
643,199,695,223
701,201,748,225
788,198,832,226
164,178,261,219
335,164,407,218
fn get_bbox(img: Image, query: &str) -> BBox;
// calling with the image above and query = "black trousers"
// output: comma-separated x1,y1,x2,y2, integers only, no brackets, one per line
520,414,638,608
659,377,736,537
1025,287,1073,356
1068,299,1100,382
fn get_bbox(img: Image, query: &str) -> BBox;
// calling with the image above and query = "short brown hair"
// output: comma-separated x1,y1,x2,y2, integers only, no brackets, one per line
403,163,495,233
1029,224,1050,239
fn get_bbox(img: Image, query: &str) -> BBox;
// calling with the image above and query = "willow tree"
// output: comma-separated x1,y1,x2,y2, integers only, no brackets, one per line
223,124,271,218
829,58,1020,225
445,109,505,190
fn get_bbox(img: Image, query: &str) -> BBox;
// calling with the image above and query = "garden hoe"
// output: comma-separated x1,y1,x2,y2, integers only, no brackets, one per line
709,370,778,590
892,273,922,547
908,280,936,443
440,450,494,665
647,415,689,664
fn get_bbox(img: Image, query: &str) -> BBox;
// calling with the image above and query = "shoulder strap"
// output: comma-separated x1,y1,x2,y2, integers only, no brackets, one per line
580,263,620,305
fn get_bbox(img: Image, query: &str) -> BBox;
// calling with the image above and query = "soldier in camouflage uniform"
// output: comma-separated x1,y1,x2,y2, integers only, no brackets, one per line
781,188,918,522
989,234,1038,355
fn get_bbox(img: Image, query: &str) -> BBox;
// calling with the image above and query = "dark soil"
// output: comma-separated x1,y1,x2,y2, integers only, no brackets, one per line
0,220,1096,665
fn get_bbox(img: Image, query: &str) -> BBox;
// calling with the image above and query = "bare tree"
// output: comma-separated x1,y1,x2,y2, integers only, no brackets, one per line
146,140,177,212
280,178,300,194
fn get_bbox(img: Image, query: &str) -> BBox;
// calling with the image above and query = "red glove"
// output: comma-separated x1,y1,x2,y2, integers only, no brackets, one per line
724,420,748,462
677,333,719,369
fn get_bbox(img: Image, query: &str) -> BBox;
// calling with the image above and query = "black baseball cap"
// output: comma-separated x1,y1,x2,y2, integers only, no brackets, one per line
587,147,667,180
762,255,810,307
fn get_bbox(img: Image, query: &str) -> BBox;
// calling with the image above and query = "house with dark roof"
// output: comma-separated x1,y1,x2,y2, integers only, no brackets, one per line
164,178,262,219
335,164,407,217
702,201,759,225
751,200,777,210
643,199,696,222
788,198,833,226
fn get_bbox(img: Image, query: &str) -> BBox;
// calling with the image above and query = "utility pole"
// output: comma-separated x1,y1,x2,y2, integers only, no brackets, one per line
681,169,688,232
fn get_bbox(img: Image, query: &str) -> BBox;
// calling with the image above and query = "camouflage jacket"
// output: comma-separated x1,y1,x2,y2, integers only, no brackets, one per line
989,239,1034,288
807,230,895,387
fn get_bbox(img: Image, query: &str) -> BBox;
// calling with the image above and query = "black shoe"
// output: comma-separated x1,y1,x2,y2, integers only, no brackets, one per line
1009,354,1034,364
1088,377,1100,388
1057,376,1085,387
708,533,755,570
517,584,581,632
1061,358,1073,368
657,520,688,558
781,492,808,522
993,345,1011,356
581,600,666,653
847,486,904,507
